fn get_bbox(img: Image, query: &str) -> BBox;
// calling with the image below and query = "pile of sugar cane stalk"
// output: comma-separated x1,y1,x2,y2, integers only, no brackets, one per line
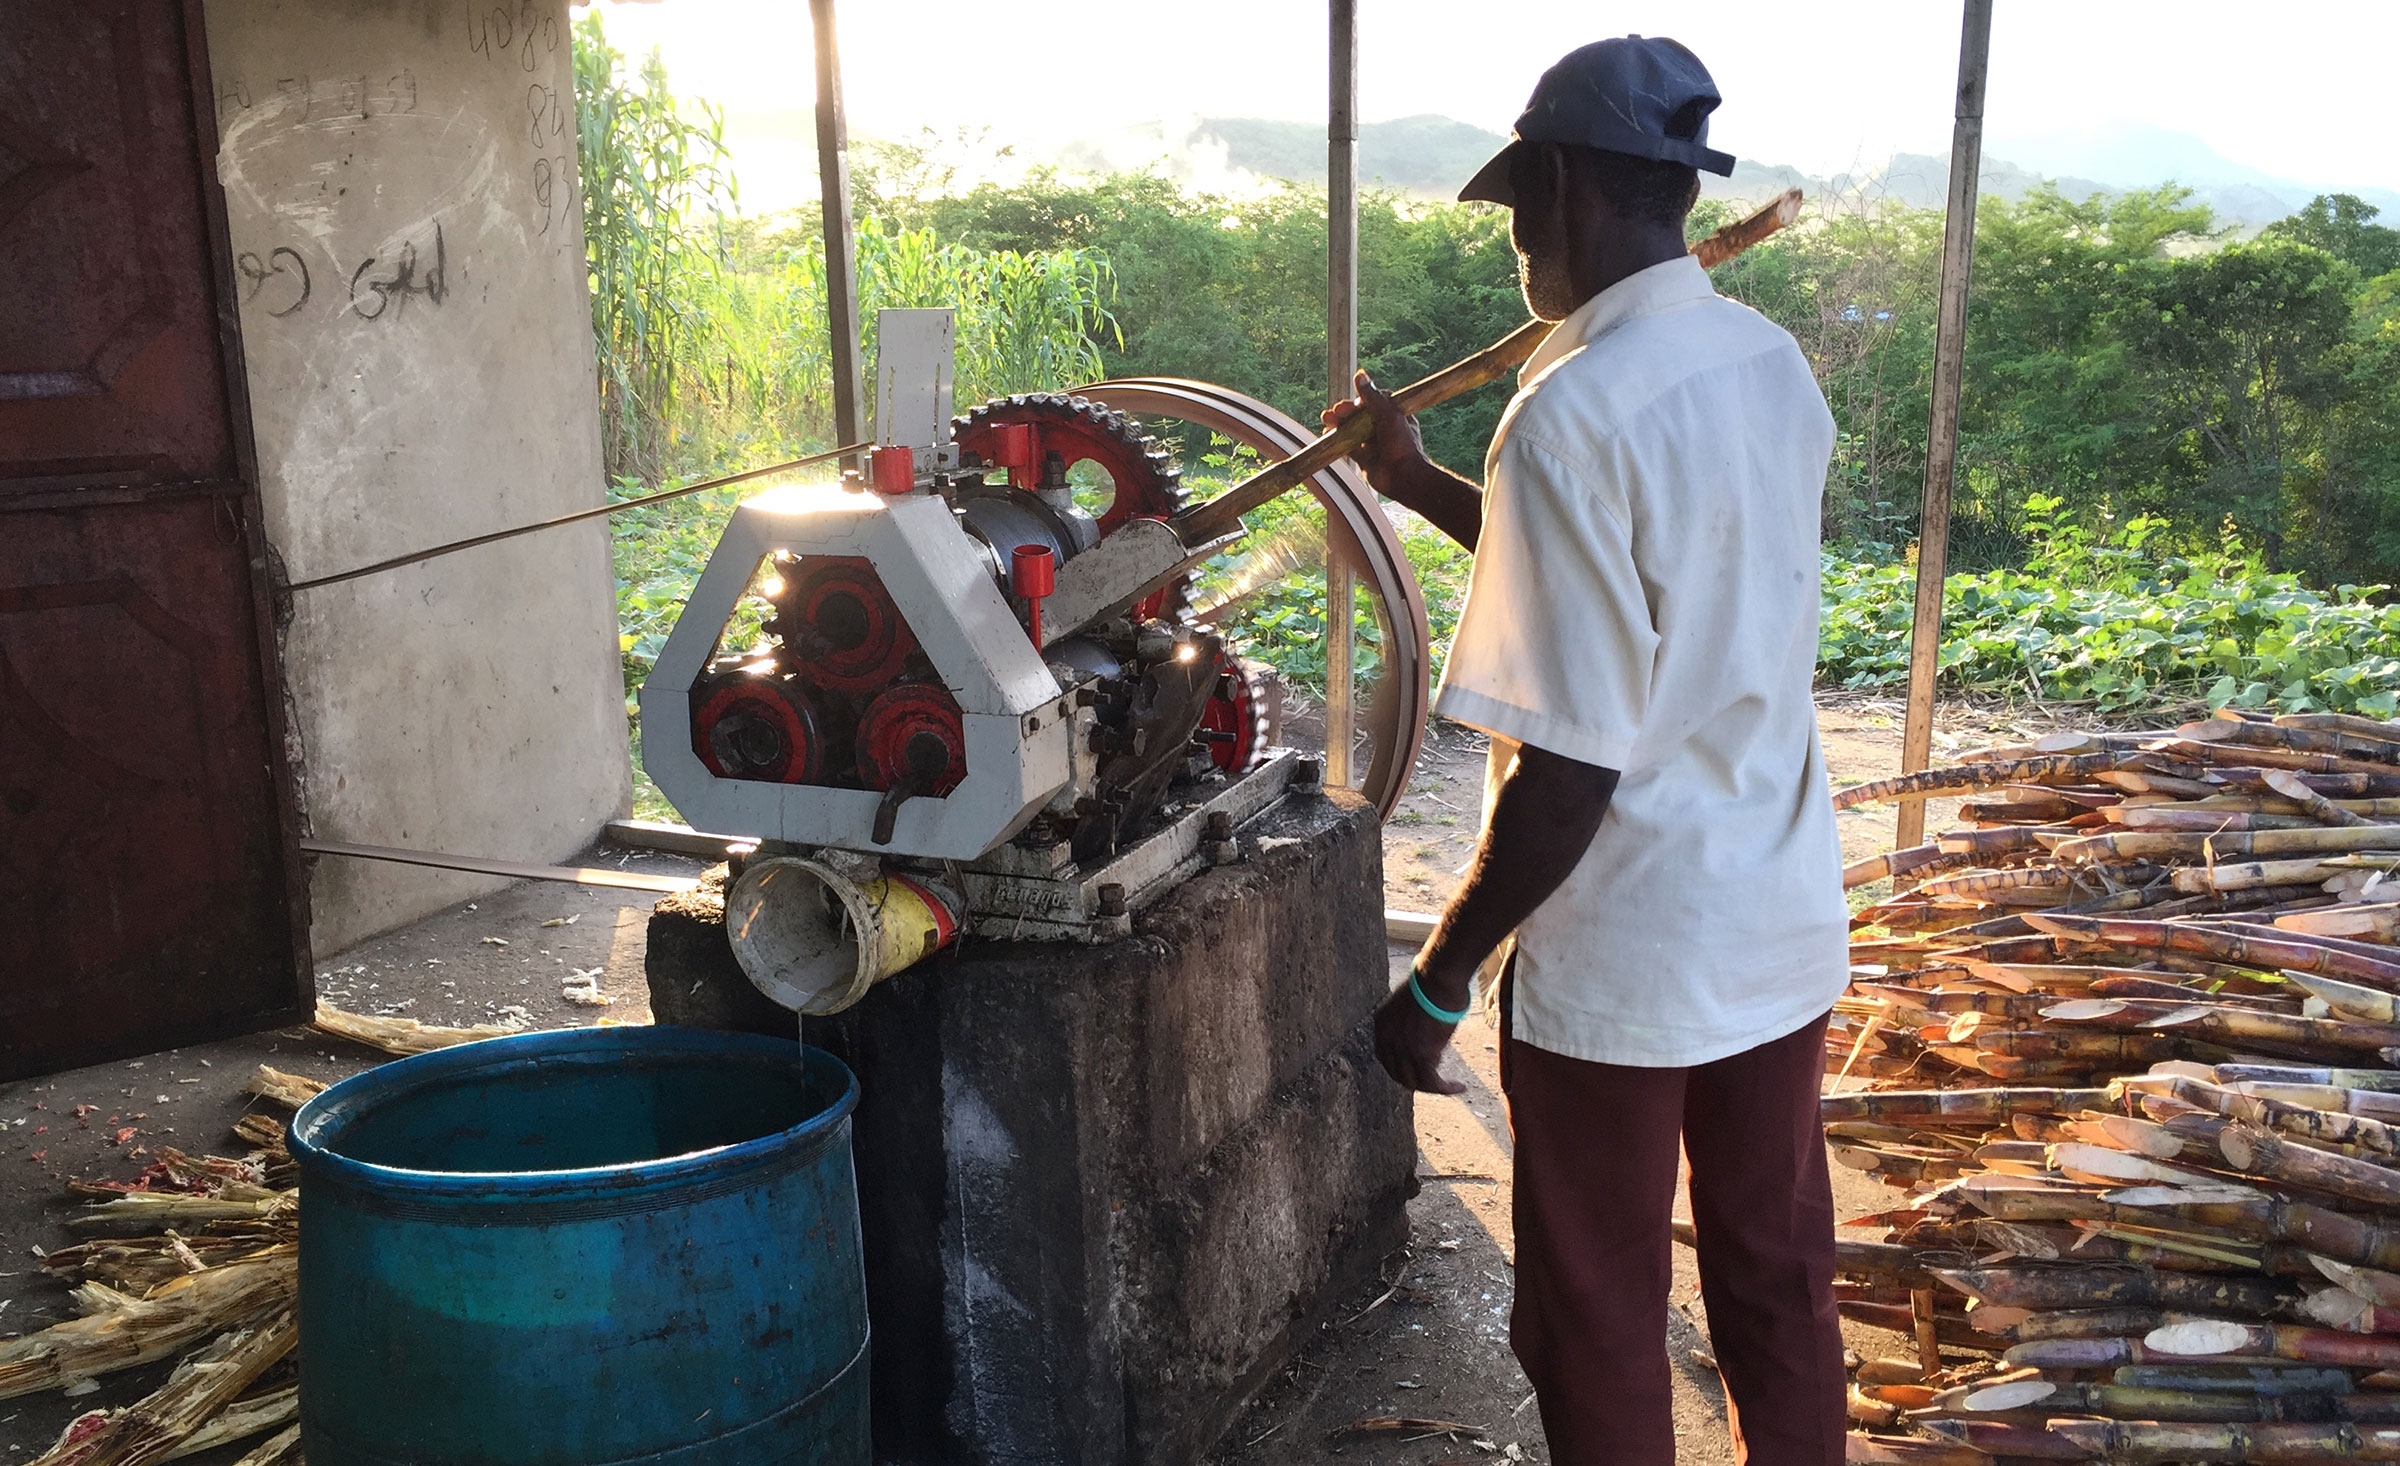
0,1005,525,1466
1813,711,2400,1465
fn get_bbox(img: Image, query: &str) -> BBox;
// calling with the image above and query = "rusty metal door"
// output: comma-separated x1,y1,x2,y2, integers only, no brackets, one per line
0,0,310,1078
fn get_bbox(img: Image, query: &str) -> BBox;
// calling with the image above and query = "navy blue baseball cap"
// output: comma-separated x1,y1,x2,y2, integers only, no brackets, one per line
1460,35,1736,205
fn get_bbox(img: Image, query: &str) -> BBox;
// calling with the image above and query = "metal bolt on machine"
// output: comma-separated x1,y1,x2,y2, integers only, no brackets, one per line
639,309,1432,1016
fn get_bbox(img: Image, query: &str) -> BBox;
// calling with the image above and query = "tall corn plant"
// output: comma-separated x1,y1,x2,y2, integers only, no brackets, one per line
574,14,735,485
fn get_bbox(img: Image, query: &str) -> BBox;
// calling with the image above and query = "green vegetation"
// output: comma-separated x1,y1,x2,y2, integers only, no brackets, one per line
1820,500,2400,717
577,18,2400,733
575,14,735,486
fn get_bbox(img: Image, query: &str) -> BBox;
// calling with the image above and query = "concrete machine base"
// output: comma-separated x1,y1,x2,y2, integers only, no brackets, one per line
648,786,1414,1465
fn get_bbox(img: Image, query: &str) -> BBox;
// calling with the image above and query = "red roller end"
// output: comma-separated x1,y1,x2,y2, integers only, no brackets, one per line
1011,544,1055,646
1010,544,1056,598
871,444,915,495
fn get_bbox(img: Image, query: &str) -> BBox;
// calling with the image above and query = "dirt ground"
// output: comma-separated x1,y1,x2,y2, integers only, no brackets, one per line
0,695,2071,1463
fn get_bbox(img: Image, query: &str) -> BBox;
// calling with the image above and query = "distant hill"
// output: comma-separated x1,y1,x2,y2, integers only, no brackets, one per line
1190,114,1510,197
1166,114,2398,232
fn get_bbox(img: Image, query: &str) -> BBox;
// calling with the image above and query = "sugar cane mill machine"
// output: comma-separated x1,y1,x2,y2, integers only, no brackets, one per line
638,309,1436,1015
637,195,1800,1017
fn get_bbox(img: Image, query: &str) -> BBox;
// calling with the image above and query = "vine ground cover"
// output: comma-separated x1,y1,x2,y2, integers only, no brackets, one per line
1819,501,2400,717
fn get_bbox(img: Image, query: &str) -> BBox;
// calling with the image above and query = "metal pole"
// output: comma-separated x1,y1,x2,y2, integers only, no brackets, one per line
1324,0,1359,788
810,0,865,455
1893,0,1991,852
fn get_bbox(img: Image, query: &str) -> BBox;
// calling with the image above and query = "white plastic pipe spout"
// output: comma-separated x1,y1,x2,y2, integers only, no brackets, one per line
726,856,963,1015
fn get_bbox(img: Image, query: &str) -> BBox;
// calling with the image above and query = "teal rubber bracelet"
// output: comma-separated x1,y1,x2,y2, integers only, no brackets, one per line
1408,966,1471,1025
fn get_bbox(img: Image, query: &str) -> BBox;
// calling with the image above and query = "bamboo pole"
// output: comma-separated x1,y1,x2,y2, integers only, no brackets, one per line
1894,0,1993,851
1324,0,1358,790
810,0,864,457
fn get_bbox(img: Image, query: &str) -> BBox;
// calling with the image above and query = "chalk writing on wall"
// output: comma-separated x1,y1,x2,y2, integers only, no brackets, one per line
235,247,311,317
526,83,565,147
530,155,578,237
467,2,561,73
348,224,449,320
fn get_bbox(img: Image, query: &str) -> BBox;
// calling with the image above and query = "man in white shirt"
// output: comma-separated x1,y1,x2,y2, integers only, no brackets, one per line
1323,36,1849,1466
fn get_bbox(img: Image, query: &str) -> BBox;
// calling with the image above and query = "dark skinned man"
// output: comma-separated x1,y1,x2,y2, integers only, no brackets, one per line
1320,37,1848,1466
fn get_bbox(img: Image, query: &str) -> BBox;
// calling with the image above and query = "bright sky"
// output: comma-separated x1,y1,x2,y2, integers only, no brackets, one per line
586,1,2400,210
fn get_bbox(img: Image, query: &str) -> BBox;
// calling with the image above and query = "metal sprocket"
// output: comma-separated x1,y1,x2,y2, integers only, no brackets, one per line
954,393,1191,621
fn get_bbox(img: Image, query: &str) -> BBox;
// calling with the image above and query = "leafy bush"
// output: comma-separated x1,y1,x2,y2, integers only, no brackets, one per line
1819,497,2400,716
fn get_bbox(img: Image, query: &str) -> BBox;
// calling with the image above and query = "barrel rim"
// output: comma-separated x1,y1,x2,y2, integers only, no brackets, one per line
288,1027,857,1203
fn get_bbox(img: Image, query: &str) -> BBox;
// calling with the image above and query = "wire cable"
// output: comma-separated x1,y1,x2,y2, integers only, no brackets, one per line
284,440,872,594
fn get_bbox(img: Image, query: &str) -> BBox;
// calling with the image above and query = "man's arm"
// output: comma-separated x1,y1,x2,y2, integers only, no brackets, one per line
1375,742,1620,1093
1320,370,1485,550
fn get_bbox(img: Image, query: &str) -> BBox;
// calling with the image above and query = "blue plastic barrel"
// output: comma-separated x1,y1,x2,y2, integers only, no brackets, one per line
290,1027,868,1466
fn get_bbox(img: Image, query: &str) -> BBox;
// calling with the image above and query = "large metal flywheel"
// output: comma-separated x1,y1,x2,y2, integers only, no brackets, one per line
1077,378,1433,819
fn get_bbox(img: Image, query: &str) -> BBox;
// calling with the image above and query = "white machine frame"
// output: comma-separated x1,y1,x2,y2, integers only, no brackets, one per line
638,487,1076,859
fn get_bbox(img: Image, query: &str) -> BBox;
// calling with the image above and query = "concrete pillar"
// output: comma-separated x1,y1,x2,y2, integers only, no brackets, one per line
646,790,1414,1464
202,0,628,951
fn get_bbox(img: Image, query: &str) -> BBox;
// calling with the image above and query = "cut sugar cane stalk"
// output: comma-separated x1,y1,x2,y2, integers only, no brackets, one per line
312,1000,525,1056
2046,999,2400,1057
240,1067,322,1110
2047,1418,2400,1463
2169,1076,2400,1154
2216,1122,2400,1210
2027,914,2400,990
1042,189,1807,637
2279,713,2400,739
2264,769,2385,828
1168,189,1804,551
1911,1420,2089,1460
2282,971,2400,1023
2298,1286,2400,1334
64,1194,293,1239
1820,1088,2113,1126
27,1308,297,1466
2144,1317,2400,1369
2188,718,2400,767
1983,1306,2166,1342
2053,826,2400,865
2281,906,2400,943
2113,1364,2356,1394
2214,1064,2400,1092
1832,753,2185,811
225,1426,299,1466
0,1253,296,1402
2174,857,2371,894
2312,1257,2400,1309
1929,1265,2295,1315
158,1385,298,1462
1967,1379,2400,1423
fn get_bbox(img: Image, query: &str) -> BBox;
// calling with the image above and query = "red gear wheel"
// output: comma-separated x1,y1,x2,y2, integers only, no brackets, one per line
692,674,827,784
777,556,917,693
1198,654,1272,775
952,393,1187,620
855,682,967,794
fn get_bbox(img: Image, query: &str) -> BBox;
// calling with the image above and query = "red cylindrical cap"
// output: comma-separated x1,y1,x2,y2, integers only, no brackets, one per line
870,444,915,495
1010,543,1056,598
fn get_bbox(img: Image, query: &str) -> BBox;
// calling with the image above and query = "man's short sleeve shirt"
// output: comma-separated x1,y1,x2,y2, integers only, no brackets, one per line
1434,254,1849,1068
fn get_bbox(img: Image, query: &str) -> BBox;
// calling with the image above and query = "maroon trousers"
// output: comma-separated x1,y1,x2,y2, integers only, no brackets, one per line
1502,1007,1845,1466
